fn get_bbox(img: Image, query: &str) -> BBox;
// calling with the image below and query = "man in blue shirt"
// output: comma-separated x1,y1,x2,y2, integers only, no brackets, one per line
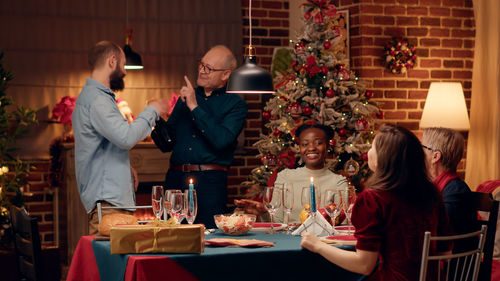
73,41,168,234
163,45,248,228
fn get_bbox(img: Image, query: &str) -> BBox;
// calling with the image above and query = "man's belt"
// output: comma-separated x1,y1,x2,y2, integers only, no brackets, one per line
171,164,228,172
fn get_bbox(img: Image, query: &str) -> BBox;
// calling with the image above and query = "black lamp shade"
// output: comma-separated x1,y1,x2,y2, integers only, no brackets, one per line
123,44,143,70
226,56,274,94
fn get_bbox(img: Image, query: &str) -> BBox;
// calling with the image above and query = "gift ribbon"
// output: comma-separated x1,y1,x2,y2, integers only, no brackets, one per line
152,227,160,251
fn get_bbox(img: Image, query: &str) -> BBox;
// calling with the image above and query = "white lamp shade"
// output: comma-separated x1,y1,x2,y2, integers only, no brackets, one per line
420,82,470,131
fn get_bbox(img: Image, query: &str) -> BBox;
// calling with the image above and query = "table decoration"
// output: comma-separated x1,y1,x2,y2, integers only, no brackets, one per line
292,210,334,237
110,223,204,254
384,37,416,74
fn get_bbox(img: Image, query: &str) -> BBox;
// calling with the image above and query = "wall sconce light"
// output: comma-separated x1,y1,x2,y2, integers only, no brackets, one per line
226,0,274,94
420,82,470,131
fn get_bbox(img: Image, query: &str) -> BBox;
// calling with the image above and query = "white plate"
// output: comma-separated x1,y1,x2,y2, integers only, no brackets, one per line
322,235,357,246
251,223,287,232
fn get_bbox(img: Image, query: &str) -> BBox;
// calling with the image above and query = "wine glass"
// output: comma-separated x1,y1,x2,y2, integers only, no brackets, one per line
152,185,164,221
340,187,357,232
282,183,294,234
301,186,321,217
323,189,342,227
183,189,197,224
170,192,184,224
164,189,181,220
264,184,282,234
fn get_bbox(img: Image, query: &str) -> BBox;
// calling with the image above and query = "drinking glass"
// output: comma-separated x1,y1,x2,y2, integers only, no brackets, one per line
282,183,294,234
264,184,282,234
151,185,164,220
183,189,197,224
164,189,181,220
301,186,321,217
340,187,357,231
170,192,184,224
323,189,342,227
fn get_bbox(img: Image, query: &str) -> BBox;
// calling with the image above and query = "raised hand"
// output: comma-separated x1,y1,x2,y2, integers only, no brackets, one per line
180,75,198,110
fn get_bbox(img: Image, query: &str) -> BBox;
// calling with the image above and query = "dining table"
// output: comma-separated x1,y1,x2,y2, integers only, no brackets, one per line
66,229,366,281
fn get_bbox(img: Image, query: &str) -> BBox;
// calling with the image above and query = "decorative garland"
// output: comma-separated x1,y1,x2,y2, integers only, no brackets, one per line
384,38,417,74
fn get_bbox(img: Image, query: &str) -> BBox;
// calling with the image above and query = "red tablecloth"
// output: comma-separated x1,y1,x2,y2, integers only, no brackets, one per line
66,236,199,281
66,236,100,281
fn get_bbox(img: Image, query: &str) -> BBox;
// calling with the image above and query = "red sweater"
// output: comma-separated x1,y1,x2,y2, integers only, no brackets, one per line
352,189,452,281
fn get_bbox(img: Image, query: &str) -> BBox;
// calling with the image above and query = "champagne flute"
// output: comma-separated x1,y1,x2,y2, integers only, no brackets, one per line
323,189,342,227
164,189,181,220
152,185,164,221
282,183,294,234
340,187,357,232
264,184,282,234
183,189,197,224
170,192,184,224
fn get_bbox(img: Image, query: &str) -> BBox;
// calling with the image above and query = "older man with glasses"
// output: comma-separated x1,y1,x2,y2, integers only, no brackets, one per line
422,127,479,253
160,45,248,228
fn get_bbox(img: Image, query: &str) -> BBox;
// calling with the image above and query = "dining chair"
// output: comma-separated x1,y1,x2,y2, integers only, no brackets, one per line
419,225,487,281
471,191,499,281
96,202,153,224
9,205,61,281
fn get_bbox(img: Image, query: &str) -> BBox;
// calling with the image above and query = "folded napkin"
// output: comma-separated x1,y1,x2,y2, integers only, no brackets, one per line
292,211,334,237
205,238,274,248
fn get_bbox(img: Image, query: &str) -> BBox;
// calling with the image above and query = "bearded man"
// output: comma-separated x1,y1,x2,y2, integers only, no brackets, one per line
72,41,168,234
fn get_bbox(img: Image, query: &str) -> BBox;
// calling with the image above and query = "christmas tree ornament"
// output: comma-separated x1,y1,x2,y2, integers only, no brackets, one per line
338,128,347,136
261,154,278,166
365,90,374,98
344,158,360,176
263,111,272,120
273,129,282,137
361,152,368,161
303,106,313,116
289,102,303,116
323,41,332,50
325,89,336,98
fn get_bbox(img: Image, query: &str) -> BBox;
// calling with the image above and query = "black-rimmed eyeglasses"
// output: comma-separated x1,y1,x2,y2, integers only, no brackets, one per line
422,145,434,151
198,61,229,74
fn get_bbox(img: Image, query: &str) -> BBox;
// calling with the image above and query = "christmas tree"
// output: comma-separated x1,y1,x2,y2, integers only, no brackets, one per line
243,0,381,200
0,51,38,248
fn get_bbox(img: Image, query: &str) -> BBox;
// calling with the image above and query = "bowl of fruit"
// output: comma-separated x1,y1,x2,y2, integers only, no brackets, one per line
214,213,257,236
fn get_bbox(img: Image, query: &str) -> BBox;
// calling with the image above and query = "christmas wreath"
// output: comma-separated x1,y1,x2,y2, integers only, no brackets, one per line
384,38,416,74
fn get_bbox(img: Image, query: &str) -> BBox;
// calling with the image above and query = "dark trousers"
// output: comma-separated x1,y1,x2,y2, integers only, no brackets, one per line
165,169,227,229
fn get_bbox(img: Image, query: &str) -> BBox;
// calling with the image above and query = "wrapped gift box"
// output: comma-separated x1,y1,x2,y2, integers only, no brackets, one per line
110,224,205,254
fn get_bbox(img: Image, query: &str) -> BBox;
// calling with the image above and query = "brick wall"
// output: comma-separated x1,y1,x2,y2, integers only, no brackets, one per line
24,159,56,245
335,0,474,176
228,0,291,201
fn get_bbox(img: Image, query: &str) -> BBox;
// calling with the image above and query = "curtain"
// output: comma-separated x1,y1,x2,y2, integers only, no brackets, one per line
465,0,500,189
0,0,242,158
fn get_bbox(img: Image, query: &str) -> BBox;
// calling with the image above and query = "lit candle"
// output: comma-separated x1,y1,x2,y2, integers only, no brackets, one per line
188,178,194,210
310,177,316,213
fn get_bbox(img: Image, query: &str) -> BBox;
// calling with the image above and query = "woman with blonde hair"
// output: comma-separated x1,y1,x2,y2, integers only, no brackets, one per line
301,124,452,280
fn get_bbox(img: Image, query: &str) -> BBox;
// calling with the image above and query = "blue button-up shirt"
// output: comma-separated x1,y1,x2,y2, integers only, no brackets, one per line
72,78,159,213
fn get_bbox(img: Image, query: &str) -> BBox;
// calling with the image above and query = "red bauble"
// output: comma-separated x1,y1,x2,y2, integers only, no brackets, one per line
303,106,313,116
289,102,303,116
365,90,374,98
339,128,347,136
273,129,282,137
355,118,370,131
361,152,368,161
261,154,278,166
321,66,329,75
329,138,336,146
376,111,384,119
263,111,272,120
326,89,335,98
323,41,332,50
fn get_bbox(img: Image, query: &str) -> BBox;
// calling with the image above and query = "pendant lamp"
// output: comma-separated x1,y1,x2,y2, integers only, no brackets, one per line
226,0,274,94
123,0,143,70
